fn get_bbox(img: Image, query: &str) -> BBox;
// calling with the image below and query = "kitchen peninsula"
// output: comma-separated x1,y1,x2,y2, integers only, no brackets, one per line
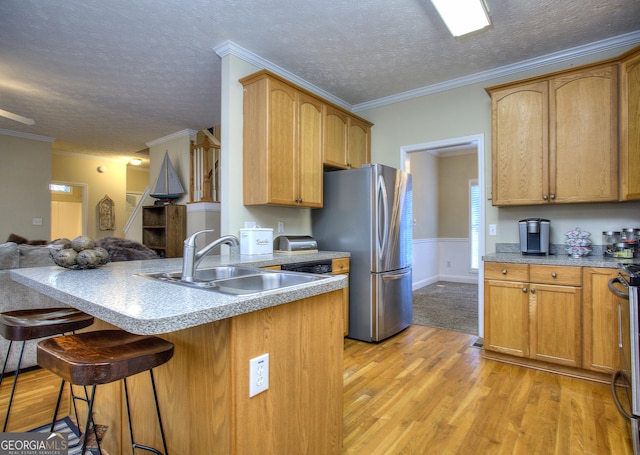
11,252,349,455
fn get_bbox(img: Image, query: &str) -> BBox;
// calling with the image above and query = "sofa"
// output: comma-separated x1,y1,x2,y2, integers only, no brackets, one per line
0,241,69,372
0,237,160,373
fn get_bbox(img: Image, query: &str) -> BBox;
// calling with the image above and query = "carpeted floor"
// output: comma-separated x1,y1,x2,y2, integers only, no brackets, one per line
412,281,478,335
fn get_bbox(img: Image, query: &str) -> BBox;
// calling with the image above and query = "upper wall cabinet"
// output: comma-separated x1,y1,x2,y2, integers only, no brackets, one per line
240,70,373,207
620,46,640,201
323,106,372,170
241,71,323,208
487,63,618,206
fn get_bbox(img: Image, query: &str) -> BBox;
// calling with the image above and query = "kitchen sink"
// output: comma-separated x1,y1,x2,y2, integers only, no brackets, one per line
146,266,258,283
213,272,326,295
138,267,329,295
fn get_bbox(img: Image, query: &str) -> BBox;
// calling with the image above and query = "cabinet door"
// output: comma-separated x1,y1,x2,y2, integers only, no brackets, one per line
484,279,530,357
323,105,349,168
266,79,298,205
583,268,621,373
348,117,371,169
621,48,640,200
530,284,582,367
550,65,618,203
297,92,324,207
490,81,549,206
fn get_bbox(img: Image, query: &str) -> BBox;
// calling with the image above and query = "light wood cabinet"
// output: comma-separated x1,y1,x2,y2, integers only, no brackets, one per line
583,267,621,373
241,69,372,207
332,257,350,336
484,263,530,357
528,265,582,368
241,72,323,208
323,106,372,170
487,63,618,206
142,204,186,258
484,263,582,368
620,46,640,201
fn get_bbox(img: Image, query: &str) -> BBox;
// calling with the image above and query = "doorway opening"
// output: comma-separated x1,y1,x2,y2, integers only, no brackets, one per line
50,182,87,240
400,134,485,337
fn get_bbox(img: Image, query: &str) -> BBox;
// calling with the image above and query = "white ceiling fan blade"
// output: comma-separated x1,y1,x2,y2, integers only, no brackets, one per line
0,108,35,125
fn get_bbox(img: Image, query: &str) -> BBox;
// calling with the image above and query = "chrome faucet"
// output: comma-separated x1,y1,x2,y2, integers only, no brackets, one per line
182,230,240,282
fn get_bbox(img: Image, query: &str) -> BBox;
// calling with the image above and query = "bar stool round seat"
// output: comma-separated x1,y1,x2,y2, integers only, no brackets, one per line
38,329,174,455
37,330,174,385
0,308,94,341
0,307,94,432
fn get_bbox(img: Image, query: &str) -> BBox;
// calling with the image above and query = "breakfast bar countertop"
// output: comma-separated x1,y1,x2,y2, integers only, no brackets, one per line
10,251,349,336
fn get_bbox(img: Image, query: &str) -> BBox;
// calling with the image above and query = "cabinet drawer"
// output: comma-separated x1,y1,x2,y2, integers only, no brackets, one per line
332,258,349,274
485,262,529,282
530,265,582,286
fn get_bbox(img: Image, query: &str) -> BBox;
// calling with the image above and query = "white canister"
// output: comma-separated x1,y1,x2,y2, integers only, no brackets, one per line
239,228,274,255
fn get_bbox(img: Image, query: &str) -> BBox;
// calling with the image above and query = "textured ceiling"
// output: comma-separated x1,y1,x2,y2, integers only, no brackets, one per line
1,0,639,163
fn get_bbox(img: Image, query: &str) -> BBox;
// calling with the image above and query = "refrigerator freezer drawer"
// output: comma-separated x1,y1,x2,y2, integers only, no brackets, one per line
371,268,412,342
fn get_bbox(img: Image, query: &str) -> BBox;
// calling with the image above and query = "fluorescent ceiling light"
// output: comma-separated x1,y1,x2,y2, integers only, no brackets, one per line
0,108,35,125
430,0,491,37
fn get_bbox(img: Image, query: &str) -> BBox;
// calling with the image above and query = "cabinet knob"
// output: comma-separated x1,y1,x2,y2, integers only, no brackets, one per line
551,272,557,278
502,268,507,274
522,287,528,293
543,194,548,200
550,194,556,200
531,288,536,294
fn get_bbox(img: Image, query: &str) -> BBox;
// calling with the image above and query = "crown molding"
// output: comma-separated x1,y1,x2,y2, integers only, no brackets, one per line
214,40,351,110
0,128,54,143
145,129,198,148
216,31,640,115
353,30,640,112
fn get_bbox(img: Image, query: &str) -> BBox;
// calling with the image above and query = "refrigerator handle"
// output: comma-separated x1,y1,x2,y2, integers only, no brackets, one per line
377,174,389,259
382,270,411,281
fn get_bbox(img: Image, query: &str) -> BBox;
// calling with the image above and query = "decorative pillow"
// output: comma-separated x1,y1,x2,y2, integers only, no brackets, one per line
0,242,19,270
18,244,56,268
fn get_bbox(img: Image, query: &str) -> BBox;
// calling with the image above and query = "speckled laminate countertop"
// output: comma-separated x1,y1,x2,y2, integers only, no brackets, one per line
483,252,640,268
10,251,349,335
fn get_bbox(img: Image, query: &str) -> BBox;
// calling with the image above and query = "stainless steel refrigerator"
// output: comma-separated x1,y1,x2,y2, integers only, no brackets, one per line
312,164,413,342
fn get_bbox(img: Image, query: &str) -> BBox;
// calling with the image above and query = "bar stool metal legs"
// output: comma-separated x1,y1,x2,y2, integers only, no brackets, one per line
123,370,169,455
0,340,25,431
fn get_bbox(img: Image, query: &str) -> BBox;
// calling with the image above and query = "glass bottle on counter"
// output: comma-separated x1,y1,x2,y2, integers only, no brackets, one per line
603,231,621,256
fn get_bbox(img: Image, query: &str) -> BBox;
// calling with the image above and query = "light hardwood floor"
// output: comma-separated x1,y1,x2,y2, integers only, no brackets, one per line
343,325,632,455
1,325,633,454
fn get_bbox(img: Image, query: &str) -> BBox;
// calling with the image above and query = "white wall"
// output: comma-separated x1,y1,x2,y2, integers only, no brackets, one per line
0,133,53,241
220,54,314,239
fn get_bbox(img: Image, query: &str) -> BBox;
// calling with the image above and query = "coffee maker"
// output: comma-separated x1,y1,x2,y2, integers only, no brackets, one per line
519,218,550,255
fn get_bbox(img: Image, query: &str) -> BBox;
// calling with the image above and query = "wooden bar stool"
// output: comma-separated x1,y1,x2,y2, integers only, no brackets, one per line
0,307,94,431
37,330,174,455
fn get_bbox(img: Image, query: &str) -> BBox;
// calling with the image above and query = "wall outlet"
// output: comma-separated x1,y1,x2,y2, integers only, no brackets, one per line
32,217,43,226
277,221,285,233
489,224,497,236
249,353,269,397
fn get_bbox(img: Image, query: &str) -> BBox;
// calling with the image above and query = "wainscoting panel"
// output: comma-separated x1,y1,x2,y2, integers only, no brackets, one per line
412,237,478,289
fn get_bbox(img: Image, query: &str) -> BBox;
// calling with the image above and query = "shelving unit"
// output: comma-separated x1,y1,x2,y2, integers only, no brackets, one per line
142,204,186,258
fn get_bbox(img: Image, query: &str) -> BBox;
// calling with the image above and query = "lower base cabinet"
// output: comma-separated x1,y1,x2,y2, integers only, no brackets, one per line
484,262,583,369
583,267,621,373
